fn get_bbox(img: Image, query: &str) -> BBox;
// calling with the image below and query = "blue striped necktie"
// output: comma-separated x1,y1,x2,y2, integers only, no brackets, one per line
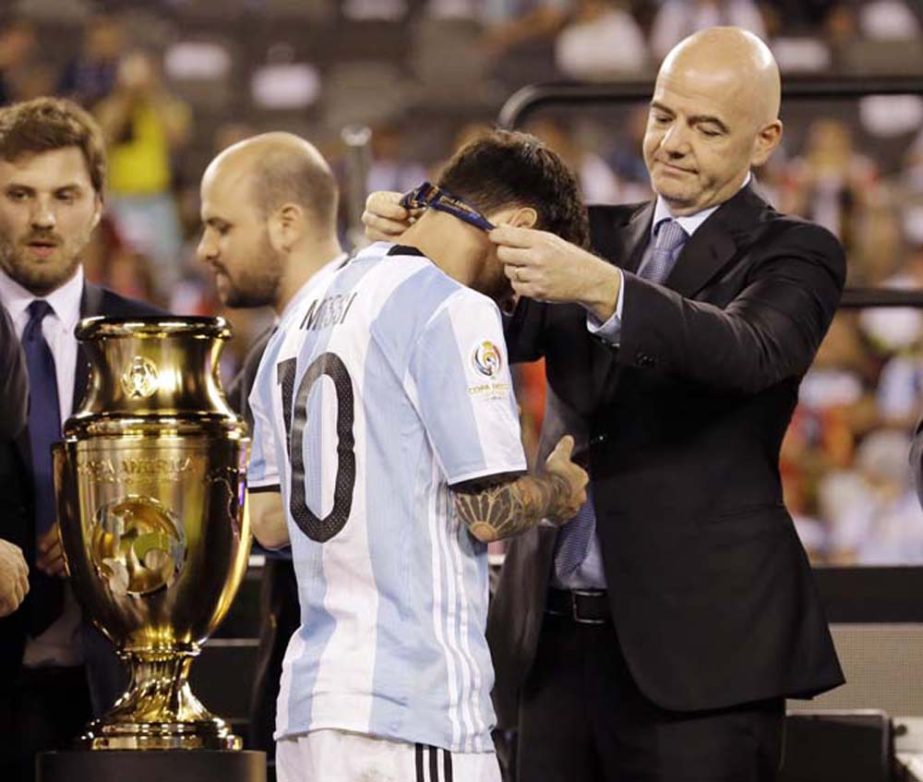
552,218,689,579
639,217,688,284
23,299,64,634
553,484,597,578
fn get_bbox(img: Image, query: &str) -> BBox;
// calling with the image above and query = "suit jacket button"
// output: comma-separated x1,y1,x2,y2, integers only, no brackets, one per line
635,351,656,367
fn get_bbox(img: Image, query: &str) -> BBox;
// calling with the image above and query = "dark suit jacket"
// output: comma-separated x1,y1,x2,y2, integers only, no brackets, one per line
0,283,162,688
0,305,27,441
226,325,274,430
488,184,846,724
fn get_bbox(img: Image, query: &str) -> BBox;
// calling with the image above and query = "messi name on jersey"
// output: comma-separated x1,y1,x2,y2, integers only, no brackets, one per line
298,291,359,332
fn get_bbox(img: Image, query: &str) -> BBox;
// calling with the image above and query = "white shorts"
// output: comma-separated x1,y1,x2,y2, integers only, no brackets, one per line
276,729,502,782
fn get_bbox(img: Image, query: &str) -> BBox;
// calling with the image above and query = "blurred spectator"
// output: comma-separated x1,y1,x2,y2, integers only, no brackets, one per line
342,0,408,20
781,315,878,555
0,19,40,105
876,351,923,430
761,0,843,36
822,1,860,47
426,0,484,20
853,188,907,287
81,215,165,309
480,1,570,60
525,115,628,204
822,429,923,564
365,119,427,195
95,49,191,298
57,14,125,108
554,0,649,80
607,104,653,199
779,118,878,262
859,266,923,356
866,245,923,429
649,0,767,62
858,0,921,40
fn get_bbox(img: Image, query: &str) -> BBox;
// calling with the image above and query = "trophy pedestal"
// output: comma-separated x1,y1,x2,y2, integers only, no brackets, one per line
37,749,266,782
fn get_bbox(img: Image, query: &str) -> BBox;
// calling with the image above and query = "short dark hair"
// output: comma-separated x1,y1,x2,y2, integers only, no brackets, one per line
0,97,106,195
251,147,339,229
437,129,590,249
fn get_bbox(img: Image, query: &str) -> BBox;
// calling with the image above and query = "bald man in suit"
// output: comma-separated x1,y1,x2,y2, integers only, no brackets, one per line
364,27,845,782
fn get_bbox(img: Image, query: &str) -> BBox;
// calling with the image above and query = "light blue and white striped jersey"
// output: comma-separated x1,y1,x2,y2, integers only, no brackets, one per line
248,241,526,753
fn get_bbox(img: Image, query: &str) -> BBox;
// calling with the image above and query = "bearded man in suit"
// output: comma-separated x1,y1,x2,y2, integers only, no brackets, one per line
363,26,845,782
0,97,162,781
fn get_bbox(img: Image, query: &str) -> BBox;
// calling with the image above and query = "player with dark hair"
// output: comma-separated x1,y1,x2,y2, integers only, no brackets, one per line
246,129,589,782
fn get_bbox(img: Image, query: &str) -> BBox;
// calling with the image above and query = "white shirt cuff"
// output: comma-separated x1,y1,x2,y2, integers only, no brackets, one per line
586,268,624,345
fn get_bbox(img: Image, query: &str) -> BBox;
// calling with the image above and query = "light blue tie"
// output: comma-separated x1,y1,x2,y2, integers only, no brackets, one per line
639,217,688,284
552,219,689,580
553,484,597,578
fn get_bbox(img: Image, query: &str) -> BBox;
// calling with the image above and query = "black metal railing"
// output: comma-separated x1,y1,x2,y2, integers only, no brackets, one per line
497,76,923,129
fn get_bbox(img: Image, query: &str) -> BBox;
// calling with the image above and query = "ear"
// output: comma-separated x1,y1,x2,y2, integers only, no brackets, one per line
267,203,303,252
496,206,538,230
751,119,783,168
90,194,103,231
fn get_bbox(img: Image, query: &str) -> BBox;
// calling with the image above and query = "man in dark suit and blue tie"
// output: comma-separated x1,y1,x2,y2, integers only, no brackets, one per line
363,26,845,782
0,97,162,781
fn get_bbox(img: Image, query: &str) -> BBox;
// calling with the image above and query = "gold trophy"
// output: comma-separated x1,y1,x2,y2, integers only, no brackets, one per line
53,316,251,750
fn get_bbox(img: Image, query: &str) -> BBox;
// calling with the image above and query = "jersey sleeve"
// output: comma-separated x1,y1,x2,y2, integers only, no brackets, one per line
247,342,282,492
408,290,526,485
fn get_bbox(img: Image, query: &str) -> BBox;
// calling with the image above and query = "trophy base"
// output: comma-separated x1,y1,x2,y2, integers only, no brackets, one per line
37,749,265,782
75,719,243,750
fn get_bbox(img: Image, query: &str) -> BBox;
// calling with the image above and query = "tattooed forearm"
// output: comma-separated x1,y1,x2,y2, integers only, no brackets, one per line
452,473,572,543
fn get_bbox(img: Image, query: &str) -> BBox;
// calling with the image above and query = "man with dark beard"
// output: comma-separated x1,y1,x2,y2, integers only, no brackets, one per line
0,96,162,782
197,131,347,756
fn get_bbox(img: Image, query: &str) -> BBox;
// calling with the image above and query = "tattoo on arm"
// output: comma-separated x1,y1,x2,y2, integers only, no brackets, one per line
452,473,571,543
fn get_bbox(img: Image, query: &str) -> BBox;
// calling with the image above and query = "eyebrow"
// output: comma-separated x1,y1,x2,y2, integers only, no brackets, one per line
5,182,84,193
650,101,730,134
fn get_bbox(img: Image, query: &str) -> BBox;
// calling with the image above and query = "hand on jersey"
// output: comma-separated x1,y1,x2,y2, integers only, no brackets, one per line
36,522,68,578
0,538,29,617
490,225,620,319
544,435,589,524
361,191,416,242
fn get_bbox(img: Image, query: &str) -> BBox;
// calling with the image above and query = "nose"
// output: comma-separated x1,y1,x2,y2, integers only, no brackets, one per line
30,196,56,231
660,122,690,158
196,230,217,264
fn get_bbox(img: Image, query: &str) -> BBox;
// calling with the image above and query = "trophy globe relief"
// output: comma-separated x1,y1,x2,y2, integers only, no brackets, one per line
53,316,251,750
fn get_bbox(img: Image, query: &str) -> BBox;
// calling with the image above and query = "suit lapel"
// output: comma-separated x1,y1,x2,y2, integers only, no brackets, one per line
664,184,766,298
73,283,105,410
619,202,655,275
590,202,654,395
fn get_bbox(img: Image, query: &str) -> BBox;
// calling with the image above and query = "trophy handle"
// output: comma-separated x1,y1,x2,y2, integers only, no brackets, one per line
51,443,72,579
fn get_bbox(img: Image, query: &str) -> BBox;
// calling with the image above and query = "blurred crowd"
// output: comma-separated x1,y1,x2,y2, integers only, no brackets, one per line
2,0,923,564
